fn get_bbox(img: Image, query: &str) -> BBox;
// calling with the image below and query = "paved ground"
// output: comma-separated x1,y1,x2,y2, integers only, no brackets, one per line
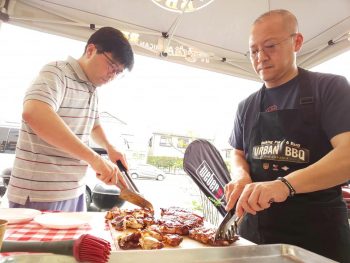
131,173,202,211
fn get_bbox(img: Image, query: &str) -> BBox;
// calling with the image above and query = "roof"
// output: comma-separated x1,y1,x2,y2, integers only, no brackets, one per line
1,0,349,81
0,121,20,129
99,111,127,125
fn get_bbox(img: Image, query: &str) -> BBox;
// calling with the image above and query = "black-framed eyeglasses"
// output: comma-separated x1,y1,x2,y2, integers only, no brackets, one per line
248,33,297,60
101,52,125,76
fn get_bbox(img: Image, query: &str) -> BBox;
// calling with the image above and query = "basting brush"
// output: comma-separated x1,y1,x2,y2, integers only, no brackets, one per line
1,234,111,263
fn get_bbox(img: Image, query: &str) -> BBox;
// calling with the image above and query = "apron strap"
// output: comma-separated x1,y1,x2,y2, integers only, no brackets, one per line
297,68,316,124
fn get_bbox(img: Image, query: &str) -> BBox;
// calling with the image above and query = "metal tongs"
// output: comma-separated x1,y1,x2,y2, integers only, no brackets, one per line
116,161,139,192
214,209,246,241
116,160,154,211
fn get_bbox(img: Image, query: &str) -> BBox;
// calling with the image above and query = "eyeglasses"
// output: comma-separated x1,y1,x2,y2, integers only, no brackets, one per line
248,33,297,60
101,52,125,77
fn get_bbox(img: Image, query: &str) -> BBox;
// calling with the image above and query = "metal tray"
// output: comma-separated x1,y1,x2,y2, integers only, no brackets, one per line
108,244,337,263
0,244,337,263
0,254,75,263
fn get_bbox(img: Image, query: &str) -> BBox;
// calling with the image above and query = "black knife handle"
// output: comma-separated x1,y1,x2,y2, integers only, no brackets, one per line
116,160,139,193
116,160,127,173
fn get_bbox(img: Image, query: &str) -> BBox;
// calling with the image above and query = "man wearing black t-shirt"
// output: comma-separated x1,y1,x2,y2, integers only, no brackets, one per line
225,9,350,262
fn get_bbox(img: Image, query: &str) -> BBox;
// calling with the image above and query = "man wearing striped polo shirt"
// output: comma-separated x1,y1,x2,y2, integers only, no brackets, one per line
7,27,134,212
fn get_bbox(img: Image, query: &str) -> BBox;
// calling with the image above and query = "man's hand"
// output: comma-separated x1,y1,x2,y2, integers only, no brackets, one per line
106,145,129,171
235,180,290,217
225,149,252,212
90,154,127,188
225,175,252,212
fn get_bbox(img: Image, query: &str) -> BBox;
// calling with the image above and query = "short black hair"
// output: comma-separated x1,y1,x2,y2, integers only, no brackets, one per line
85,27,134,71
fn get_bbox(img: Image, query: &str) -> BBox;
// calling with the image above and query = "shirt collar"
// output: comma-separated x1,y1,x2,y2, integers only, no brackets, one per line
66,56,96,88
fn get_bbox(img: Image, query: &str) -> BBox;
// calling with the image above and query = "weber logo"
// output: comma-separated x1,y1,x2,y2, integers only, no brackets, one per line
196,161,223,199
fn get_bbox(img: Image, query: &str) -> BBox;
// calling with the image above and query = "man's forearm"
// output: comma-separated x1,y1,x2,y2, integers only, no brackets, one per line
231,149,251,180
90,124,113,151
23,100,98,164
286,132,350,194
287,144,350,194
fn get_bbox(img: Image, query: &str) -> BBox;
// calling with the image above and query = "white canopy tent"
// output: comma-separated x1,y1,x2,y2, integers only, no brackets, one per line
0,0,349,81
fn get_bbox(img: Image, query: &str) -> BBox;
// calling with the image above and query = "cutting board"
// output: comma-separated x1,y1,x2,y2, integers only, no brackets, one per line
108,221,254,250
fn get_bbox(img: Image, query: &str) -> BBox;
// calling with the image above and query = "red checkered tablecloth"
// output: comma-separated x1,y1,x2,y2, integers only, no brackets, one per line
1,212,115,258
4,220,92,242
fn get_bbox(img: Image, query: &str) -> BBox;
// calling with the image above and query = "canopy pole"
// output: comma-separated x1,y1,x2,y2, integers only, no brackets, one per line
298,32,350,65
0,0,10,29
0,7,6,31
162,0,191,56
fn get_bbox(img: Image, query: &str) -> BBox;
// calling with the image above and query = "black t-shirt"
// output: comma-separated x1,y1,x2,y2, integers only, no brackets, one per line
229,69,350,156
263,76,299,111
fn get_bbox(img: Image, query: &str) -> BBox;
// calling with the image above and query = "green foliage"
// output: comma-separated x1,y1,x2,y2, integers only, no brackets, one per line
191,200,203,212
147,156,184,170
224,161,232,173
208,197,224,207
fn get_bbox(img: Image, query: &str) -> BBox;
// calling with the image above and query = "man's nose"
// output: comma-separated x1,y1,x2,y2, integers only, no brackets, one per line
256,48,268,61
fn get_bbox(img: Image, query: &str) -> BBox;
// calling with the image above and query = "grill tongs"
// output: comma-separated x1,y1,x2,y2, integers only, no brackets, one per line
214,209,245,241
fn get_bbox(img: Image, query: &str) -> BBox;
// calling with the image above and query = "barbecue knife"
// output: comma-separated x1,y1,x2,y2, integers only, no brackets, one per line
116,161,154,211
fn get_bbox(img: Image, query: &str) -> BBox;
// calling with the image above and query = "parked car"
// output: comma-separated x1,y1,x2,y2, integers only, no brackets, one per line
0,122,19,198
0,167,11,198
0,174,7,198
129,164,166,181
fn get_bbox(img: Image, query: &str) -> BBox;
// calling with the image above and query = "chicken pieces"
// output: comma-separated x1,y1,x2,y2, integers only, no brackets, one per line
107,206,237,250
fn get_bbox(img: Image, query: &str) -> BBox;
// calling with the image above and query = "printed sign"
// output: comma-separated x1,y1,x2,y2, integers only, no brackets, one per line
196,160,224,199
252,140,309,163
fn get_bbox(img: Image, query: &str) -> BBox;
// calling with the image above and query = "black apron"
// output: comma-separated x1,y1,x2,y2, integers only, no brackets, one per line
239,69,350,263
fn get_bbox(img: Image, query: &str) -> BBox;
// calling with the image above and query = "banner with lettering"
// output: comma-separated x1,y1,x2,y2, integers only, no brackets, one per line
183,139,230,216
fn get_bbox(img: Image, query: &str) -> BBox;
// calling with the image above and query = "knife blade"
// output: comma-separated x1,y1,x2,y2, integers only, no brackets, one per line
118,187,154,211
116,161,154,211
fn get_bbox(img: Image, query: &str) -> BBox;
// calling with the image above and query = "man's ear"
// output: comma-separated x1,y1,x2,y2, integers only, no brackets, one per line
294,33,304,52
85,44,96,58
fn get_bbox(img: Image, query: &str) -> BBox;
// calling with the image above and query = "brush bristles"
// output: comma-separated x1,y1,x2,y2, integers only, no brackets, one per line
73,234,111,263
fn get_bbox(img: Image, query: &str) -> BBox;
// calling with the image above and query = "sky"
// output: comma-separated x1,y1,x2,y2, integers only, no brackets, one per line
0,23,349,147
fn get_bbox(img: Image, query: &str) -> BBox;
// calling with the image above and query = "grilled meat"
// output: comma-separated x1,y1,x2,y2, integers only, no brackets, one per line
157,207,204,235
108,206,236,250
107,207,155,230
162,234,183,247
110,215,126,231
118,232,141,250
142,228,163,241
189,225,238,246
140,235,164,250
125,215,144,229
